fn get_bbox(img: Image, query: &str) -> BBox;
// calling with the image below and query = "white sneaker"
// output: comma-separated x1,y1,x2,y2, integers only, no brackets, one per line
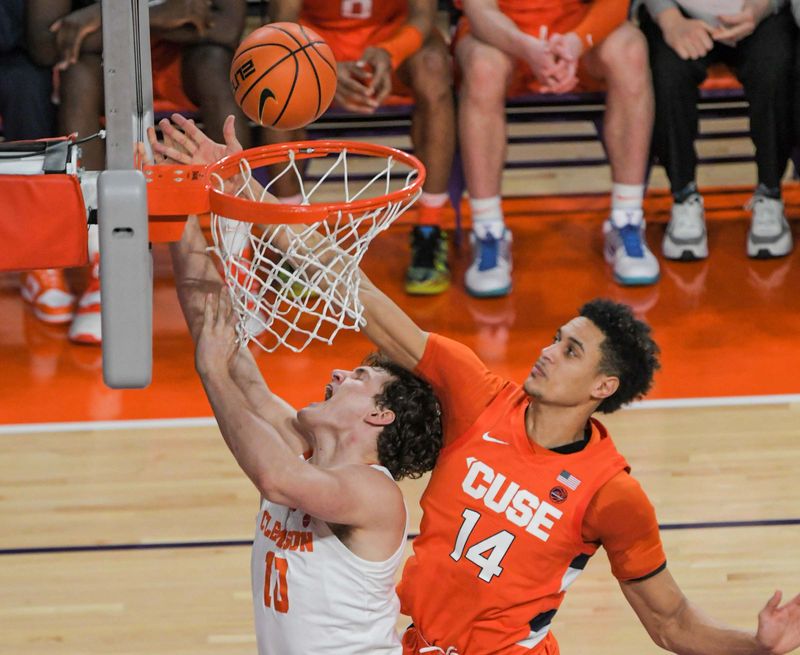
20,269,76,324
747,194,793,258
68,254,102,345
465,227,512,298
662,193,708,260
603,209,660,286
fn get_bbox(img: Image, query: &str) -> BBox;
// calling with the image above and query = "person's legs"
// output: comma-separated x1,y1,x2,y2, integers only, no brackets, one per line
638,8,712,261
455,33,514,297
181,43,252,148
59,54,104,343
733,8,795,257
59,53,104,169
583,23,660,285
0,50,55,140
399,32,455,295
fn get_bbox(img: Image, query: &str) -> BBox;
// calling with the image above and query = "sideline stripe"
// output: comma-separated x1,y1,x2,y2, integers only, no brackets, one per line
2,518,799,556
1,394,799,435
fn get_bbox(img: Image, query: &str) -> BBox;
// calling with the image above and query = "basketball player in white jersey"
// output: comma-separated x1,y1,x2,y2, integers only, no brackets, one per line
151,121,442,654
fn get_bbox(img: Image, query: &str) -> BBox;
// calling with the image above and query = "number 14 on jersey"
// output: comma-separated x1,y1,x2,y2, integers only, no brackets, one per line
450,509,516,583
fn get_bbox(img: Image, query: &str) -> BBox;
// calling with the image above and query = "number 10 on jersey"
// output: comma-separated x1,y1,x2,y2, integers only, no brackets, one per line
264,552,289,612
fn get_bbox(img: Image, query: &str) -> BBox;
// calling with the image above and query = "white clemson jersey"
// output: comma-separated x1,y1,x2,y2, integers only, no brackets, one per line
250,465,406,655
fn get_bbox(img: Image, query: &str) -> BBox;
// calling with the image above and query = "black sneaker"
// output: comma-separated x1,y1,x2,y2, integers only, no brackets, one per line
405,226,450,295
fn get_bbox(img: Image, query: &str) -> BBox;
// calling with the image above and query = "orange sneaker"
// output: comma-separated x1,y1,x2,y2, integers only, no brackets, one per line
68,254,102,345
20,269,76,324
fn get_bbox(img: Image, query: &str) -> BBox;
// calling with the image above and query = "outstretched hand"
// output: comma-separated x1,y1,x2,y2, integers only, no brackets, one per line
195,289,240,378
147,113,242,166
756,590,800,654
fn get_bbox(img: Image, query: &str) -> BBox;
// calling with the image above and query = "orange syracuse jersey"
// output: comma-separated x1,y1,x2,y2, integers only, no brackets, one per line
398,336,631,655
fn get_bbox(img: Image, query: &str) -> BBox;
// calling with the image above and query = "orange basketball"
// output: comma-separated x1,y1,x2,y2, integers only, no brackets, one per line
230,22,337,131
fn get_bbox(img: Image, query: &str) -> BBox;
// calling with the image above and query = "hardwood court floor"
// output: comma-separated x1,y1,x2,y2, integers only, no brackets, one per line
0,197,799,654
1,402,799,654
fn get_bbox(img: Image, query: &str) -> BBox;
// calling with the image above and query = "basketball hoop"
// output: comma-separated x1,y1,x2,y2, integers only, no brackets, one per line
146,140,425,353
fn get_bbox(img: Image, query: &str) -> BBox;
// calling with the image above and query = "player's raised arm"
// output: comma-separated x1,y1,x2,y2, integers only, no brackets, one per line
145,120,307,450
195,289,404,529
620,567,800,654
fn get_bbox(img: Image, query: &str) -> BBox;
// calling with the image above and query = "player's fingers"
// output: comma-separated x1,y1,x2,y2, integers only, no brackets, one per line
169,114,201,151
718,11,746,26
338,75,370,95
135,141,155,167
158,119,178,152
222,115,243,153
763,590,782,612
152,140,193,164
146,126,159,152
171,113,203,148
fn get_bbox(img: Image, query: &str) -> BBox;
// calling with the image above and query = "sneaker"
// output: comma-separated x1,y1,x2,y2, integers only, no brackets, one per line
20,269,75,324
405,226,451,295
603,209,660,286
68,254,102,345
662,193,708,260
465,228,512,298
746,194,793,258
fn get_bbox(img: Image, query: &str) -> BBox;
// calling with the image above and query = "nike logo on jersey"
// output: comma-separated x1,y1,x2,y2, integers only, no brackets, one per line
463,457,563,542
481,432,509,445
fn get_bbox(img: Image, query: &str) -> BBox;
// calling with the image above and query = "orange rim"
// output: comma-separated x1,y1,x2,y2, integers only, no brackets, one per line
206,140,426,225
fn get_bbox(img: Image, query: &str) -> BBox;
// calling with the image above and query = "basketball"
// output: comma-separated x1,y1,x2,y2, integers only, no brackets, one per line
230,22,337,130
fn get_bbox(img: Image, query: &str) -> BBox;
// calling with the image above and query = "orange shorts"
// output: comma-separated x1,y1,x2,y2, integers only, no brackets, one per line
151,41,197,113
300,19,414,103
454,8,606,96
401,624,562,655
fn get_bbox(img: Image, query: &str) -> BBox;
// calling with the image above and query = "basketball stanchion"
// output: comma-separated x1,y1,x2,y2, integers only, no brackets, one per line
146,140,426,353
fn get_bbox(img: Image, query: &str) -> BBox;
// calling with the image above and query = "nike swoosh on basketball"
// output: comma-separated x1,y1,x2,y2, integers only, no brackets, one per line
482,432,508,445
258,87,277,118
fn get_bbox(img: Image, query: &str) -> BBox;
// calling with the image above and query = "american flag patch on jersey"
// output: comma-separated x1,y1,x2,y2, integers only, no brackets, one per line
557,470,581,490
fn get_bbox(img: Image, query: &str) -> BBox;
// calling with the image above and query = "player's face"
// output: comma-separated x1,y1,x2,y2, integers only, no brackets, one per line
300,366,394,433
522,317,617,408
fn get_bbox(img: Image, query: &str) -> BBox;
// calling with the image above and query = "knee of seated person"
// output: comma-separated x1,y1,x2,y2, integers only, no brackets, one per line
597,24,649,76
409,48,453,96
458,48,507,97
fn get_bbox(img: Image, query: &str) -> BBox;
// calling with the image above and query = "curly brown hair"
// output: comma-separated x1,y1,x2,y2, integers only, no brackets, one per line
362,353,443,481
579,299,661,413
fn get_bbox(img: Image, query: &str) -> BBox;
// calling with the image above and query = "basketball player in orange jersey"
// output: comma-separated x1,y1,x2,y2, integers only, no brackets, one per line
146,116,443,654
354,293,800,654
264,0,456,296
455,0,659,295
149,114,800,655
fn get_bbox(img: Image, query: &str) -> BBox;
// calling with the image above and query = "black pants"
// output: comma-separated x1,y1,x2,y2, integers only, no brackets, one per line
640,7,796,193
0,49,54,140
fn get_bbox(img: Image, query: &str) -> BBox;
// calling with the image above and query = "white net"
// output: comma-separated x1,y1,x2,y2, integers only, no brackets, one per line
207,144,422,353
